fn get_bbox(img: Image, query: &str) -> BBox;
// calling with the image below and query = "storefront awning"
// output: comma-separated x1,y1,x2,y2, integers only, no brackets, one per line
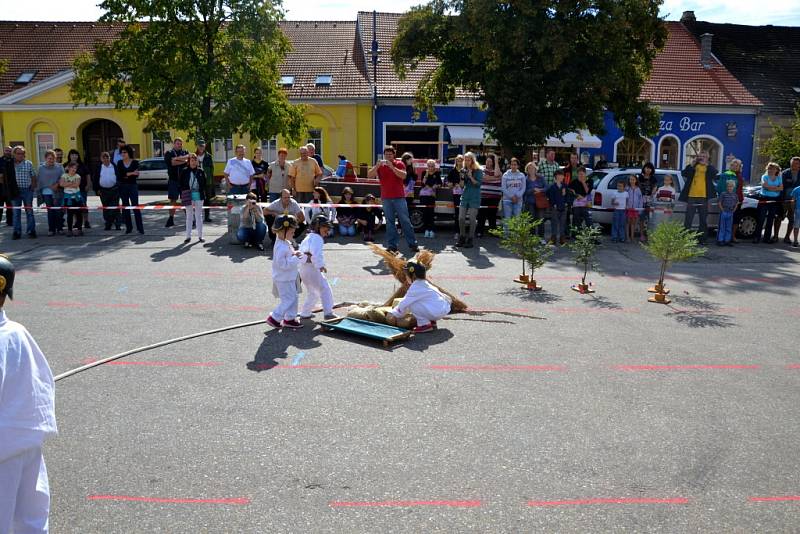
545,130,602,149
446,125,489,146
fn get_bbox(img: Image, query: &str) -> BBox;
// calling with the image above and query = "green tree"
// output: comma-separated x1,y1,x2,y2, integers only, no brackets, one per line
566,224,602,289
391,0,667,150
760,105,800,169
490,212,552,282
71,0,307,145
642,220,705,298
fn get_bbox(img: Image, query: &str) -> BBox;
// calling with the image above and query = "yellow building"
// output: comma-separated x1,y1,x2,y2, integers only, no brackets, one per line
0,20,374,171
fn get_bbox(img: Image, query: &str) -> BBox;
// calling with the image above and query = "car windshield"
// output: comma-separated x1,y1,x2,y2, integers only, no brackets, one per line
588,171,607,184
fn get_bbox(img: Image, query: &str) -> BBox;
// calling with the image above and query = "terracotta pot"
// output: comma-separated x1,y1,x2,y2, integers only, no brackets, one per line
517,274,530,283
527,281,541,291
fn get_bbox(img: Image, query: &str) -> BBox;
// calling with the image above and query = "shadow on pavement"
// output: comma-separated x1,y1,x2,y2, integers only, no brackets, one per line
246,325,324,372
664,294,736,329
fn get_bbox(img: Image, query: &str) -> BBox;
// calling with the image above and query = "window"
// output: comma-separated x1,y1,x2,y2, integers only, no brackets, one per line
279,76,294,87
35,133,55,165
657,135,679,170
386,124,442,161
139,160,167,171
684,136,722,169
306,129,322,156
15,71,36,84
261,137,278,163
151,132,172,159
314,75,332,86
213,137,234,162
606,173,635,191
614,137,653,168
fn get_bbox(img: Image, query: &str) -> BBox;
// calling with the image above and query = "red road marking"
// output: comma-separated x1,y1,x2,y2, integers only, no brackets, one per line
428,364,566,372
616,364,760,371
786,364,800,369
749,496,800,503
330,500,481,508
81,358,220,367
88,495,249,504
553,307,639,314
254,363,380,370
527,497,689,507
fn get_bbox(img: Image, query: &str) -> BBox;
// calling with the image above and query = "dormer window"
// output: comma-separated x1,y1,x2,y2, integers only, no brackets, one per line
279,75,294,87
315,75,332,86
14,71,37,84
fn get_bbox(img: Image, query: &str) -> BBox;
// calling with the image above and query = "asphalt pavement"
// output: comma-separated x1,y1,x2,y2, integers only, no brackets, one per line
3,197,800,533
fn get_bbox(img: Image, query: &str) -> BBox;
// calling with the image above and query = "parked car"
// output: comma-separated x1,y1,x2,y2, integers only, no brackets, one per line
588,167,759,239
137,158,169,187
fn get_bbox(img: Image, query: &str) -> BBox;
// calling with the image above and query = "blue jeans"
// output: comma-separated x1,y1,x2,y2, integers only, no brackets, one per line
42,194,62,233
502,199,522,221
612,210,626,241
229,184,250,195
382,197,417,249
339,224,356,236
718,210,733,243
13,189,35,235
237,222,267,246
119,183,144,233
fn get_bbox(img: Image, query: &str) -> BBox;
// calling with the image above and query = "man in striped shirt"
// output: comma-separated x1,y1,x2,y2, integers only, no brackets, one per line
11,147,36,239
538,148,560,186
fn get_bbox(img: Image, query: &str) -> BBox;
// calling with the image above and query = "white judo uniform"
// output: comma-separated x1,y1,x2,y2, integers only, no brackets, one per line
298,232,334,317
0,310,57,534
389,279,452,327
270,238,302,322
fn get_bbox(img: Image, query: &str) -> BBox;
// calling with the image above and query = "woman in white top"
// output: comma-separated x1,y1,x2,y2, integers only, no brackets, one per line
97,151,121,231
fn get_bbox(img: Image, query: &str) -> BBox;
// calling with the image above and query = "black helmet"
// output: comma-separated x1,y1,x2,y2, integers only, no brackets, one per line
404,260,426,279
0,254,15,299
272,214,299,231
311,214,334,228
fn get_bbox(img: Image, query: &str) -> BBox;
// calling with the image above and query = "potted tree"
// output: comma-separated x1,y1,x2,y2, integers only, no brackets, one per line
490,212,552,291
566,224,602,293
642,220,706,304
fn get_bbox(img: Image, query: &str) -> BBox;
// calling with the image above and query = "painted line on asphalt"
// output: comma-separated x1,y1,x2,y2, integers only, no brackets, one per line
552,307,640,314
330,500,481,508
616,364,760,371
749,496,800,503
251,363,380,371
81,358,221,367
88,495,249,505
527,497,689,507
428,364,566,372
786,364,800,369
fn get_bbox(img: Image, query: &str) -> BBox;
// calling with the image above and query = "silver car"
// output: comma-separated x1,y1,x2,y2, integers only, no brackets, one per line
136,158,170,187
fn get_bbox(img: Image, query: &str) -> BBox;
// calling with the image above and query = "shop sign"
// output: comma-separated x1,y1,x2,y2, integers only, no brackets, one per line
659,116,707,133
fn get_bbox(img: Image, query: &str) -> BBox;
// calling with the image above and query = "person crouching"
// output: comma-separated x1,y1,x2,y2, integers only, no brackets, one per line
266,215,304,329
388,260,451,334
298,214,338,321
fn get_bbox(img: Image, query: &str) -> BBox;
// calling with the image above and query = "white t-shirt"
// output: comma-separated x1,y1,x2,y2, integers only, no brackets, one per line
224,157,256,186
611,190,628,209
99,163,117,188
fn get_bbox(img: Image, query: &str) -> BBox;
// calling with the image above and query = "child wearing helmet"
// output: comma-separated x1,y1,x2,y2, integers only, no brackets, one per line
266,214,304,329
0,254,57,532
388,259,451,333
298,214,338,321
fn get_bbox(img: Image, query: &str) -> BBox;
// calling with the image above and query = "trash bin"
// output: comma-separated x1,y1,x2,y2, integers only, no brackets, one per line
227,194,247,244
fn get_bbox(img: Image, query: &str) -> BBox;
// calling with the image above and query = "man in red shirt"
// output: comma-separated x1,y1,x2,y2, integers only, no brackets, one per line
368,146,419,254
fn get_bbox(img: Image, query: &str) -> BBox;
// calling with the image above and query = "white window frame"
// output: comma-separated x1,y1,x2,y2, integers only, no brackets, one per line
657,134,681,170
151,132,173,159
612,136,655,167
683,135,724,170
306,129,322,158
35,133,55,165
213,137,234,162
261,137,278,163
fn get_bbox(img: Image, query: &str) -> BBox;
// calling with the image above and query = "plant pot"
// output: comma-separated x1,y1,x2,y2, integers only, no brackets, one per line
647,283,670,294
526,281,542,291
571,283,595,294
515,274,530,284
648,291,671,304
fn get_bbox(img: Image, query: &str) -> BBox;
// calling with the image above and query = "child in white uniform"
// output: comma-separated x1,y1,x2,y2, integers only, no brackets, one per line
267,215,304,329
299,214,338,321
389,260,451,333
0,255,57,533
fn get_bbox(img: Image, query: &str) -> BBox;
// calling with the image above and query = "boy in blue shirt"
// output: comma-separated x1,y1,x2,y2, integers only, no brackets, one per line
791,183,800,247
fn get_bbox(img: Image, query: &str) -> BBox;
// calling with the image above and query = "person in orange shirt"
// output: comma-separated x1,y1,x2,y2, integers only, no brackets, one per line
288,146,322,203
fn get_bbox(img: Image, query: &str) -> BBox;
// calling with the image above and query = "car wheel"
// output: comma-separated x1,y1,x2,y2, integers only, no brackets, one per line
409,208,424,232
737,210,757,239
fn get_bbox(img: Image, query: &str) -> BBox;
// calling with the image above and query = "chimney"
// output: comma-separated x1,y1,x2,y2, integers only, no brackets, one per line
700,33,714,69
681,10,696,23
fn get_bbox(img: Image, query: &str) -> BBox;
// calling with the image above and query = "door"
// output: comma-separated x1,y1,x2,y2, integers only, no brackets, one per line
81,119,124,176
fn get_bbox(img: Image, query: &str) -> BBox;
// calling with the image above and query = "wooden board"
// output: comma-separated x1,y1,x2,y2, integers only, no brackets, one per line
321,317,412,346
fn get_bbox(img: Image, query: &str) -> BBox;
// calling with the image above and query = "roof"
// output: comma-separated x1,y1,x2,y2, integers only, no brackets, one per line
684,20,800,114
0,21,124,98
640,21,761,108
356,11,476,100
0,20,372,101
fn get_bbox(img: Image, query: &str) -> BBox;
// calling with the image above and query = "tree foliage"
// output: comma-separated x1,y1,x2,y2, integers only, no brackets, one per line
71,0,307,144
566,223,602,285
391,0,667,150
490,212,552,276
760,105,800,169
642,220,705,286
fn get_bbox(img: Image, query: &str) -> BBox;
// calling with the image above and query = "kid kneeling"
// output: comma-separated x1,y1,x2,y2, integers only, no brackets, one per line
388,260,451,334
299,214,338,321
267,215,304,329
